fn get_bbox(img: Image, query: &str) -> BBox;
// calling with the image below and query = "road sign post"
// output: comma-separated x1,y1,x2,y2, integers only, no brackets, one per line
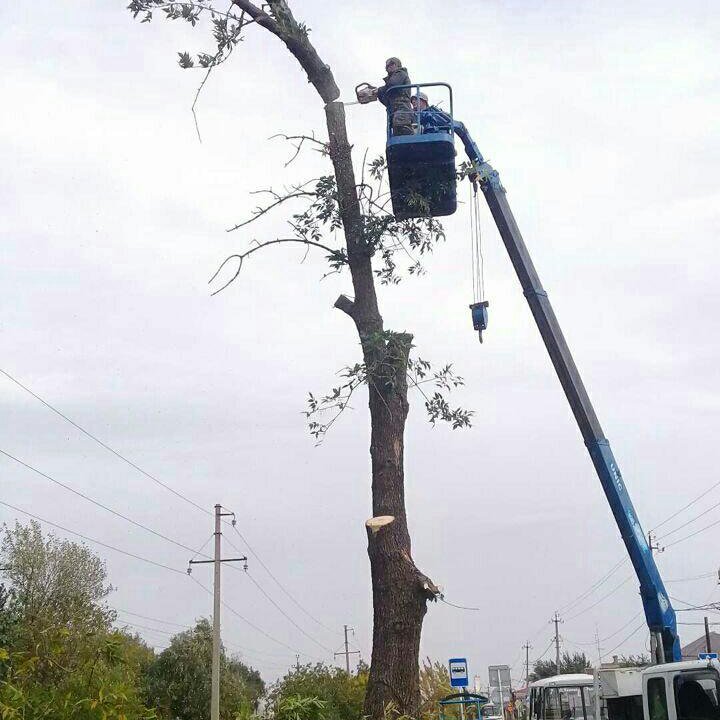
449,658,469,720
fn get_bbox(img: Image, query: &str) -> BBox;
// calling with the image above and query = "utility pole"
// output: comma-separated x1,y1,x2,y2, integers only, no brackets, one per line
705,617,713,653
295,654,301,672
334,624,360,673
551,612,563,675
188,505,247,720
648,532,664,555
522,642,532,688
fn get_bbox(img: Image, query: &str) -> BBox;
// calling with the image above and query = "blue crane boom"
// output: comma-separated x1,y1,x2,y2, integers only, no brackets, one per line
456,122,681,664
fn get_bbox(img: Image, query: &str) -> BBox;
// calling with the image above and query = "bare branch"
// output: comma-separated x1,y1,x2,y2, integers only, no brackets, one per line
269,132,329,166
209,237,339,295
191,67,213,142
226,189,318,231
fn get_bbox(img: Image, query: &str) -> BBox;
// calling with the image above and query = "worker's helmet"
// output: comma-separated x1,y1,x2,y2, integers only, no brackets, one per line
414,92,428,104
385,57,402,70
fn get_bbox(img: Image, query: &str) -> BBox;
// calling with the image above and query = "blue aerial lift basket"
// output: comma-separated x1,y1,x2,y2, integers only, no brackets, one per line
385,83,457,220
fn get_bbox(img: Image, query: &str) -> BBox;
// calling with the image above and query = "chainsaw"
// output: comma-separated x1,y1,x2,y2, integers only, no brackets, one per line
344,82,378,106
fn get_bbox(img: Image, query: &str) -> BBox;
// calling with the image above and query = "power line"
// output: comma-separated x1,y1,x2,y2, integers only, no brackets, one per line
0,499,185,576
115,606,306,659
669,595,720,613
650,477,720,534
534,638,555,663
564,576,634,622
659,498,720,542
666,571,718,583
558,557,629,614
228,523,335,633
114,614,296,664
0,501,315,663
222,534,335,653
188,574,325,662
0,368,210,517
2,369,330,646
0,449,211,560
114,608,192,629
600,611,644,643
602,622,646,659
664,517,720,550
226,562,333,654
561,611,645,647
116,617,178,637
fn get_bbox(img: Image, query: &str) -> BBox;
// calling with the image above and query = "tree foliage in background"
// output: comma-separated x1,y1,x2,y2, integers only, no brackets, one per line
267,662,367,720
418,657,453,720
531,651,591,681
613,654,650,668
146,618,264,720
0,521,156,719
275,695,328,720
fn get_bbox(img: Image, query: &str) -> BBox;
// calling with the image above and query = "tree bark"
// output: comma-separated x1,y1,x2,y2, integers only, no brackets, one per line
229,3,438,716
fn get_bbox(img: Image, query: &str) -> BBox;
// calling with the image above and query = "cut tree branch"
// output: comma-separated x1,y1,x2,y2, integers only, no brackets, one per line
333,294,356,318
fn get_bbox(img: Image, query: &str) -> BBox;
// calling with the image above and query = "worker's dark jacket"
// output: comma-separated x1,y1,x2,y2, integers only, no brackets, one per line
419,105,453,133
377,67,412,113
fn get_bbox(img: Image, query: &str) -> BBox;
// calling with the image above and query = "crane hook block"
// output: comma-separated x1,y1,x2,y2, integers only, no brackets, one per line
469,301,489,343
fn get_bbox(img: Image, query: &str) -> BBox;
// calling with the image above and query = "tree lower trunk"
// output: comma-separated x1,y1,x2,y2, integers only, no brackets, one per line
362,335,438,720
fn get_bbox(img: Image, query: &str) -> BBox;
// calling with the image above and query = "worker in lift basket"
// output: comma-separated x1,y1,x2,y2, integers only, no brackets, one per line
375,57,414,136
411,92,452,133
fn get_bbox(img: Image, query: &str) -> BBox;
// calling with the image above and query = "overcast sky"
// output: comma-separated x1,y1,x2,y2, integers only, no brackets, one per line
2,0,719,688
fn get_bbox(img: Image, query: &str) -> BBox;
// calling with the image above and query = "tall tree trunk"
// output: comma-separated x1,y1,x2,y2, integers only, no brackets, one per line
229,4,439,716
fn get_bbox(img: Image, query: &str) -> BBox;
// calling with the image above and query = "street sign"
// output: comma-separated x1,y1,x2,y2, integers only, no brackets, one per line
699,653,719,660
449,658,469,688
489,665,511,689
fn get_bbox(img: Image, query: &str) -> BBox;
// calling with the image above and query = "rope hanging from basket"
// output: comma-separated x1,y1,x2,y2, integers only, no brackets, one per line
470,182,485,304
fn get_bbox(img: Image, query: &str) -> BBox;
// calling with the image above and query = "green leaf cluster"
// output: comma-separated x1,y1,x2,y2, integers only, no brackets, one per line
267,662,368,720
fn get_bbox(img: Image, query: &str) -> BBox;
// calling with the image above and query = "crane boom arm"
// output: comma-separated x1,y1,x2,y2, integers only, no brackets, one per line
453,123,680,663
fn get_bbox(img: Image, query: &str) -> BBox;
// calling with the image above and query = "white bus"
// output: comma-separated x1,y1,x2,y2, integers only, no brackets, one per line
529,674,596,720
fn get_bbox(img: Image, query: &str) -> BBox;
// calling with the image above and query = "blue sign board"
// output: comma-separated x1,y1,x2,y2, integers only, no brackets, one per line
449,658,469,688
699,653,719,660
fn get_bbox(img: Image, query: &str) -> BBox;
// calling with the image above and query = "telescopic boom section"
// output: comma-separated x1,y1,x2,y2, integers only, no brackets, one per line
458,129,680,664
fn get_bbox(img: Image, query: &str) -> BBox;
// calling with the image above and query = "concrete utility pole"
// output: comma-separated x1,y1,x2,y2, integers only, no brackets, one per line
189,505,247,720
334,624,360,673
594,625,602,667
551,612,563,675
705,617,713,653
523,642,532,688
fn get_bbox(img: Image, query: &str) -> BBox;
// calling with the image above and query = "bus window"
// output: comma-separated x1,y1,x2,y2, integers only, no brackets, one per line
546,689,562,720
531,689,543,720
583,686,597,720
559,687,585,720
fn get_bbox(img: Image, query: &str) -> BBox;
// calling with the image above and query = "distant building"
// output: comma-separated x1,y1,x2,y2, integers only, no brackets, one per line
680,631,720,659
